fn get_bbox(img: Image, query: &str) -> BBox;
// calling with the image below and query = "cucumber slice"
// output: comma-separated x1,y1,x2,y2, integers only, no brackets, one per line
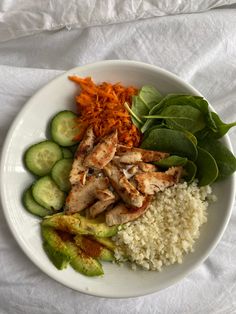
62,148,73,159
23,187,53,217
50,111,82,147
32,176,66,211
24,140,62,176
51,158,73,192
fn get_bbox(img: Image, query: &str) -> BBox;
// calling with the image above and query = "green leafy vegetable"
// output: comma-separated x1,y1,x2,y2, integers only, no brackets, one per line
141,94,177,133
141,128,198,161
127,85,236,184
198,137,236,181
157,105,205,133
127,86,163,129
210,112,236,139
124,101,143,128
138,85,162,109
195,147,218,186
183,160,197,183
153,155,188,168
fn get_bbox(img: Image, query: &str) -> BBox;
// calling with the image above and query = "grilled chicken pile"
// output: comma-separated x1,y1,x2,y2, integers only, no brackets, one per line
64,127,182,226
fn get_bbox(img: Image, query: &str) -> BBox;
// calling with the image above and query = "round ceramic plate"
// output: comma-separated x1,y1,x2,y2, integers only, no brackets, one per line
1,60,235,298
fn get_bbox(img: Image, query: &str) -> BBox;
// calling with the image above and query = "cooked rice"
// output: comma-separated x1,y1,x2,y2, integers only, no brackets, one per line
113,181,216,271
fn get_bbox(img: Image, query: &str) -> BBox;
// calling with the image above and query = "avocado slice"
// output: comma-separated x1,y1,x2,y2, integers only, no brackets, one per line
74,235,114,262
74,214,118,237
43,241,70,270
41,226,71,270
92,236,116,251
41,225,103,276
66,241,104,276
42,213,118,237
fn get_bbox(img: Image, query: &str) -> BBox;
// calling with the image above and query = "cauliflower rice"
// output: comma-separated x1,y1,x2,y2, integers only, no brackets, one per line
113,181,215,271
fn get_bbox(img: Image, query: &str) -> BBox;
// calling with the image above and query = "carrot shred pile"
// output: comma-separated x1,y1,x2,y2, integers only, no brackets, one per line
68,76,141,147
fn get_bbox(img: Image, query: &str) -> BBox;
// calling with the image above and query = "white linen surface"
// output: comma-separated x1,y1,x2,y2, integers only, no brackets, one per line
0,0,235,42
0,2,236,314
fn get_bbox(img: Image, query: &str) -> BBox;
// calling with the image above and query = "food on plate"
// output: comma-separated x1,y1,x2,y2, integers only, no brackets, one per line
68,76,140,147
113,182,214,271
22,76,236,277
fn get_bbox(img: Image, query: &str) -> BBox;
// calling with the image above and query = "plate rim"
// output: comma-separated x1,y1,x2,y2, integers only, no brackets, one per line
1,60,236,298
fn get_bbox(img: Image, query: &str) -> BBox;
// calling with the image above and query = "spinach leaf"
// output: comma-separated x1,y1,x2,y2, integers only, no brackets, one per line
153,155,188,168
144,105,205,133
140,94,212,134
124,101,143,128
141,128,198,161
183,130,198,146
183,160,197,183
198,137,236,181
141,94,177,133
138,85,162,110
127,86,163,129
131,96,149,127
195,147,218,186
210,112,236,139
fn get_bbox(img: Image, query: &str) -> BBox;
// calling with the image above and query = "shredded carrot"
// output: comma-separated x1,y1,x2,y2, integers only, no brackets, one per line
68,76,141,147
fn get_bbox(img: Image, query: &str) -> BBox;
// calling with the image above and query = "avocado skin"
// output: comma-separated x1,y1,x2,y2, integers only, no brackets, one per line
41,225,103,276
74,235,114,262
42,213,118,237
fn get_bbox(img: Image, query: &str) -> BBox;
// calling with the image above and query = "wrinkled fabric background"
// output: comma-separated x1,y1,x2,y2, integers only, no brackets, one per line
0,1,236,313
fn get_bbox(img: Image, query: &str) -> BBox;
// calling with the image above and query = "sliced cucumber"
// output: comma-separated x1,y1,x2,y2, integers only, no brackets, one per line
24,140,62,176
23,187,53,217
50,111,82,147
51,158,73,192
32,176,66,211
62,147,73,159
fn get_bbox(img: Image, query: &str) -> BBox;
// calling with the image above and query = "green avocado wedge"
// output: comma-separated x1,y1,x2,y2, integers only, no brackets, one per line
41,226,71,270
43,241,70,270
66,241,104,276
42,213,118,238
74,235,114,262
41,226,103,276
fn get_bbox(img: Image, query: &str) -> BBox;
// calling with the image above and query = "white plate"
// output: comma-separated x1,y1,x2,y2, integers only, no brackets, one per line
1,60,235,298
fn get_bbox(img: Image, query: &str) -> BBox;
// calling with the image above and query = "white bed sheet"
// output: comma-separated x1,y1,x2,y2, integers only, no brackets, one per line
0,2,236,313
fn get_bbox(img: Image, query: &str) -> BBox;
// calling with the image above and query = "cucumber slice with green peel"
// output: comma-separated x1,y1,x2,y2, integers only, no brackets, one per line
23,187,53,217
24,140,62,176
61,147,73,159
50,111,82,147
32,176,66,211
51,158,73,192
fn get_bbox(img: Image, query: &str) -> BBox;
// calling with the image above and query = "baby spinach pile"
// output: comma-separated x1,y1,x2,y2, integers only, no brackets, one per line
125,86,236,186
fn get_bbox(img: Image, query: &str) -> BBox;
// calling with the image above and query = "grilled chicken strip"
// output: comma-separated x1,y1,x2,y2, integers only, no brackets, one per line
134,166,182,195
106,197,151,226
86,191,118,218
69,126,95,185
86,188,118,218
96,189,118,201
65,176,109,214
116,145,169,164
103,161,144,208
127,162,158,176
84,130,118,169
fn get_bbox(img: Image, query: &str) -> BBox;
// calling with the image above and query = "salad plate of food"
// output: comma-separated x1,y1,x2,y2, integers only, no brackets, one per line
1,60,235,298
